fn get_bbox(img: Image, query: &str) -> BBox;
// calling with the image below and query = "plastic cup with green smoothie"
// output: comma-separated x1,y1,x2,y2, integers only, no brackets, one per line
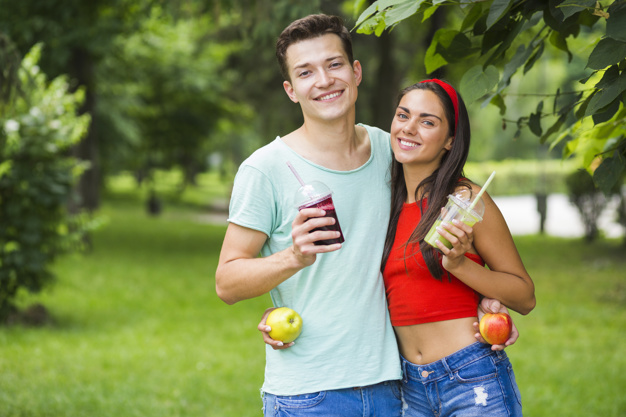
425,189,485,249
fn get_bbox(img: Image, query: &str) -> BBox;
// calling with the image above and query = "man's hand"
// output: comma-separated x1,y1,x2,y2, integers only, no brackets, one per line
474,298,519,351
291,208,342,266
258,307,295,350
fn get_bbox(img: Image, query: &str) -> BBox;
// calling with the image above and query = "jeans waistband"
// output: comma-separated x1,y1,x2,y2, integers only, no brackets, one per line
401,342,507,383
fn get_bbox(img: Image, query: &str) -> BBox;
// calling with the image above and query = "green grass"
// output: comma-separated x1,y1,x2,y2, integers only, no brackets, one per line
1,174,625,416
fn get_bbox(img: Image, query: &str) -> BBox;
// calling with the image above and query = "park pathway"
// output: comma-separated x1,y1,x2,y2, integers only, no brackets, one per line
200,194,625,239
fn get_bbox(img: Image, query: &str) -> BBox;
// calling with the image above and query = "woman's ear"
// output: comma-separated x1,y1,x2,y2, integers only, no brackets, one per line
444,136,454,151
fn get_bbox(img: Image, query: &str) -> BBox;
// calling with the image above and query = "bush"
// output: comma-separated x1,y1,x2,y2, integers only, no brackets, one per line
464,159,577,196
565,169,619,242
0,44,93,321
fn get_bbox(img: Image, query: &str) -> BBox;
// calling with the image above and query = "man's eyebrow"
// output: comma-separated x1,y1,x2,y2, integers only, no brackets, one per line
293,56,344,71
398,106,443,121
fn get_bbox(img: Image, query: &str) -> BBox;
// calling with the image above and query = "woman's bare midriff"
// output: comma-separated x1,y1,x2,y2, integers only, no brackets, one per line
394,317,478,365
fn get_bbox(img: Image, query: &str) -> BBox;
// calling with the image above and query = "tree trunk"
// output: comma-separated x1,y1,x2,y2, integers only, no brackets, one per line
425,8,447,79
69,47,100,212
370,31,397,131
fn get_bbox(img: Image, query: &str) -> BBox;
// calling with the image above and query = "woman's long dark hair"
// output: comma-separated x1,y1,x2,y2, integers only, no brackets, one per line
381,80,472,280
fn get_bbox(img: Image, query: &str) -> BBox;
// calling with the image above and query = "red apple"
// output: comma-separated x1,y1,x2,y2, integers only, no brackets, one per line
479,312,512,345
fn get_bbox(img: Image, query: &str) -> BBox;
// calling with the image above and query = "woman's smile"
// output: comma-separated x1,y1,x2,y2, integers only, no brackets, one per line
397,138,421,150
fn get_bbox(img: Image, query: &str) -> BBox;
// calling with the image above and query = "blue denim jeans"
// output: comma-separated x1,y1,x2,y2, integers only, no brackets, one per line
262,380,402,416
401,342,522,417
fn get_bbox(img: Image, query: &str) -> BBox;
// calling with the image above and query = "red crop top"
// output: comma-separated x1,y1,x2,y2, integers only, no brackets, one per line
383,201,485,326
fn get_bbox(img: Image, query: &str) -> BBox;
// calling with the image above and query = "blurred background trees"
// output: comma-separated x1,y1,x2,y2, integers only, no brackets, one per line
1,0,624,318
0,44,94,320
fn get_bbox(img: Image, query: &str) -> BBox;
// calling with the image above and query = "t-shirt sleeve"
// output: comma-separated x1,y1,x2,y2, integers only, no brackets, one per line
227,164,276,237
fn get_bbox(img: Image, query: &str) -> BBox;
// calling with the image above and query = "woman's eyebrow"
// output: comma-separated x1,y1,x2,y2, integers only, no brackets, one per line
398,106,443,121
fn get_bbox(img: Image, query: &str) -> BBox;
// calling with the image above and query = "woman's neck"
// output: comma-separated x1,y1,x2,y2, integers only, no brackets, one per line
403,164,437,204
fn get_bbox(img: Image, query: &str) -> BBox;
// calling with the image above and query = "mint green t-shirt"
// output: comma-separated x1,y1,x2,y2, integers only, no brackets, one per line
228,124,401,395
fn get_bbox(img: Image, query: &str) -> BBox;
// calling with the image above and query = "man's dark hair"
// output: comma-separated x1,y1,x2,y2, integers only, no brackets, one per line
276,14,354,81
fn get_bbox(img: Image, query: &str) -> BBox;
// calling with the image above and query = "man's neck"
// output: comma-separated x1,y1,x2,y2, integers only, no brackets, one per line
283,115,369,171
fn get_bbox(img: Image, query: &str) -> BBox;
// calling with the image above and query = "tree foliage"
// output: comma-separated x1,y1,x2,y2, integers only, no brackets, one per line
96,7,248,190
355,0,626,193
0,45,95,320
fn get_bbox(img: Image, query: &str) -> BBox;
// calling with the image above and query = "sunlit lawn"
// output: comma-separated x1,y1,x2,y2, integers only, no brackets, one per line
0,172,625,416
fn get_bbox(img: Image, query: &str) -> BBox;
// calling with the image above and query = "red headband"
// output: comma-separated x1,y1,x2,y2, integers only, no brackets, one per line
420,79,458,135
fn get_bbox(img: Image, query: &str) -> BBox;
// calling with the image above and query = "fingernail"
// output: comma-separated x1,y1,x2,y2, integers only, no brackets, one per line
266,326,271,331
277,341,283,347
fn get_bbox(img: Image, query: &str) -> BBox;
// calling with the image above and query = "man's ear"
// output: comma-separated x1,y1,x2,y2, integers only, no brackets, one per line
353,60,363,86
283,80,298,103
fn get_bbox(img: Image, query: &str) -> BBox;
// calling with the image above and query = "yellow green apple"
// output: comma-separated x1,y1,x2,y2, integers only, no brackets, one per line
266,307,303,343
479,312,512,345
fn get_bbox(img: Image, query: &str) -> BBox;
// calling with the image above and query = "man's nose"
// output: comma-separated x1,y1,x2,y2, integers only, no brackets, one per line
316,70,334,88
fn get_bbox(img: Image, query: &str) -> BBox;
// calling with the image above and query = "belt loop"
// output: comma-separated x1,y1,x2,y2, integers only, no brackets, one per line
401,357,408,383
442,357,454,380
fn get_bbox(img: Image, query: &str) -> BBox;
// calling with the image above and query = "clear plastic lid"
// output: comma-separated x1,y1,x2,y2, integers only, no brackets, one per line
294,180,332,208
450,187,485,219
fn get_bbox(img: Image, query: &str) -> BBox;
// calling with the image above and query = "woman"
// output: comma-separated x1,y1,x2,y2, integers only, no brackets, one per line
383,79,536,416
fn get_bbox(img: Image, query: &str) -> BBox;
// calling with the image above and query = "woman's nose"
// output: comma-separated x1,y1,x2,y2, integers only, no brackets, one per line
402,120,417,135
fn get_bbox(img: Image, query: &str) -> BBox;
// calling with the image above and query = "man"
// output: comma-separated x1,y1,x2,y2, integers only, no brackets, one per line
216,14,515,416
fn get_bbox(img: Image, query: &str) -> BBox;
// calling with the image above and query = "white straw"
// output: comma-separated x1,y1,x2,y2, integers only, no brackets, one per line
286,161,306,187
468,171,496,211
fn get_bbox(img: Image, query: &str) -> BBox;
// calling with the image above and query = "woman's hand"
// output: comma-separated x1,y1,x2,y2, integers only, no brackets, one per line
473,298,519,351
258,307,295,350
436,219,475,271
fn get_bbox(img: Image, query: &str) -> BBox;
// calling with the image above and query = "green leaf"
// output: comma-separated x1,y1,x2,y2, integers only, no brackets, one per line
529,101,544,137
422,5,439,22
356,15,381,35
524,41,545,74
483,17,525,64
558,0,596,19
549,31,573,62
593,151,625,194
487,0,513,29
587,38,626,70
375,17,387,36
585,71,626,117
461,3,484,32
0,160,12,179
497,44,534,92
460,65,499,103
606,3,626,42
436,31,476,63
355,0,385,28
384,0,424,27
354,0,424,31
595,65,619,89
541,113,567,144
489,93,507,115
592,99,621,125
578,71,596,85
424,28,460,74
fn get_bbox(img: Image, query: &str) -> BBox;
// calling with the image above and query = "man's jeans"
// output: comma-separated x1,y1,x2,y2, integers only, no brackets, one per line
262,380,402,416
